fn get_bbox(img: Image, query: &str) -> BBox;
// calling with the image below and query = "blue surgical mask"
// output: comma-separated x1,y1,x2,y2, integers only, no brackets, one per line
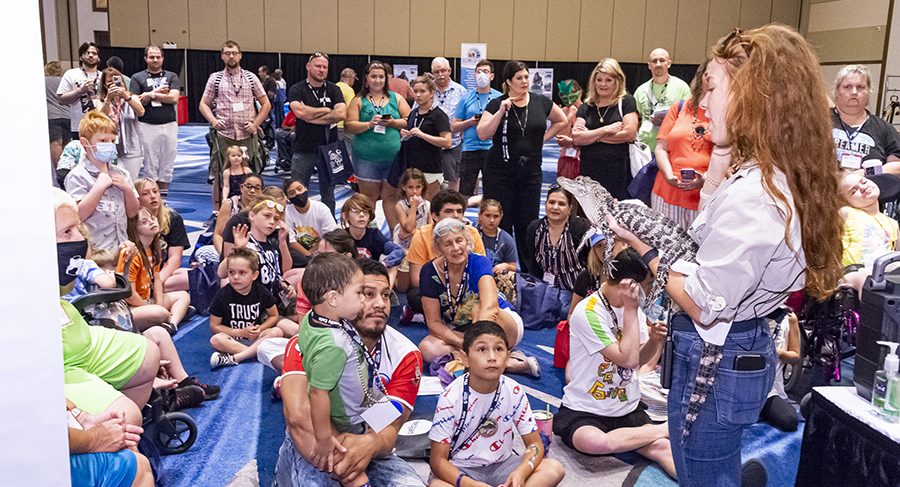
90,142,118,163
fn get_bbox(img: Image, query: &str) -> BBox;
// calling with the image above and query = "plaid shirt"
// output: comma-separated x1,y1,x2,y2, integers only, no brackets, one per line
203,69,265,140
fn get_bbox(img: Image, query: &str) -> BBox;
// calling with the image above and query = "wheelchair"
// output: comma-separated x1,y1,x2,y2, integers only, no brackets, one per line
70,275,198,455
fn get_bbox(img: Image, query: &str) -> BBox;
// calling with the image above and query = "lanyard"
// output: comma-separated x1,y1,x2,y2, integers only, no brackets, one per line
145,250,156,299
227,69,244,96
443,259,469,324
449,373,503,457
478,227,502,257
436,87,451,107
648,81,668,108
597,288,619,331
510,102,528,137
369,94,387,114
412,109,429,130
834,108,867,143
309,311,386,397
308,82,327,106
474,92,493,113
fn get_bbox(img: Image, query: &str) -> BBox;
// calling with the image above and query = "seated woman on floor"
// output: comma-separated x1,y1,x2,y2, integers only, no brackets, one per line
212,173,263,254
522,186,590,316
418,218,540,377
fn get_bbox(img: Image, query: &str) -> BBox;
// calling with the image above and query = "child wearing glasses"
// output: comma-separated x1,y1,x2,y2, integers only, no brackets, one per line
340,193,406,274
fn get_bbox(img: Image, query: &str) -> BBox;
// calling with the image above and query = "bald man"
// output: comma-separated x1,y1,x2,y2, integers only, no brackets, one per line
634,48,691,151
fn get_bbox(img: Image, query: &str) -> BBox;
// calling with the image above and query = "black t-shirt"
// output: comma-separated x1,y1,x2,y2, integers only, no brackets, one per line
288,80,344,153
221,213,251,245
209,281,277,329
162,210,190,262
263,77,277,98
484,93,554,172
354,227,389,260
572,269,601,298
831,109,900,167
129,70,181,125
576,95,637,164
406,108,451,174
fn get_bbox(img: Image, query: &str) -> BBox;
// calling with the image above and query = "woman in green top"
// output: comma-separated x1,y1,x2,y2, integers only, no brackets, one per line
345,60,411,233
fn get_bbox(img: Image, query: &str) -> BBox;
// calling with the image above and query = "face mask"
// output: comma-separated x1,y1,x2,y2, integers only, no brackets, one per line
57,240,89,286
90,142,118,163
475,72,491,89
289,192,309,207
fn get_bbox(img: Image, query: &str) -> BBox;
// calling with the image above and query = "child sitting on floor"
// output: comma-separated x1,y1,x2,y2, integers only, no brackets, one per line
429,321,565,487
298,252,368,486
209,247,284,369
838,171,899,296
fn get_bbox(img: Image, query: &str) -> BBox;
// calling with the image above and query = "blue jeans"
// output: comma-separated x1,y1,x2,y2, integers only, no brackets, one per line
667,314,775,486
275,435,425,487
291,151,335,213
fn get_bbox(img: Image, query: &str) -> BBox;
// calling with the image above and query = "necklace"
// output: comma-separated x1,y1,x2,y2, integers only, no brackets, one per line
596,104,613,124
689,109,709,152
510,100,528,137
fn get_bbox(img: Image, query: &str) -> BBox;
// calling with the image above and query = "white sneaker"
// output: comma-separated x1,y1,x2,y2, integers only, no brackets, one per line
210,352,237,369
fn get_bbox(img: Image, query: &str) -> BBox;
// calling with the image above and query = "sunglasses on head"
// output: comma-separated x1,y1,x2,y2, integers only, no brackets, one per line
253,199,285,212
434,220,467,238
309,51,329,62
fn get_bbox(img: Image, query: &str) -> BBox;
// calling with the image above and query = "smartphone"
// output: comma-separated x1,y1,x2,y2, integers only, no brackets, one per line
680,168,696,181
733,354,766,371
474,113,482,120
112,75,123,87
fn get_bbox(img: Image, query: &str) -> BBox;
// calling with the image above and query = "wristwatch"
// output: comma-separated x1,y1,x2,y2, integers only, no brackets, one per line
151,92,157,100
70,407,84,420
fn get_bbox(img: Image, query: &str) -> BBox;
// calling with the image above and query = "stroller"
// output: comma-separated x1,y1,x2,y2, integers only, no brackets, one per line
70,275,199,455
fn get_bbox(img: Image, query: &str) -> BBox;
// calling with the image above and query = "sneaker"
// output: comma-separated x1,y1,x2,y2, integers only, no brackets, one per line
399,305,415,326
740,459,768,487
159,322,178,336
210,352,238,369
167,384,204,410
271,375,283,400
178,376,220,400
183,305,198,322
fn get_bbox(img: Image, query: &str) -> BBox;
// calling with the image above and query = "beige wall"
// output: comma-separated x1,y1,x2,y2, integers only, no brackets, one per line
107,0,801,62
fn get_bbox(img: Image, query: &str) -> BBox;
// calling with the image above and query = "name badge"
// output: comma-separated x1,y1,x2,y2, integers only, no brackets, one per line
361,400,401,433
151,101,162,107
840,153,862,170
96,200,118,213
542,272,556,285
232,102,245,113
373,124,386,134
329,123,337,130
565,147,577,158
863,159,884,176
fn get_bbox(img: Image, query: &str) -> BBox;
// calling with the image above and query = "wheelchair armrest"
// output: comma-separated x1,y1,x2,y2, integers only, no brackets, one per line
70,273,133,314
865,251,900,292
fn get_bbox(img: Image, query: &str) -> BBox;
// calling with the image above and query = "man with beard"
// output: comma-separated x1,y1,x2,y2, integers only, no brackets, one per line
288,51,346,214
199,40,271,208
634,48,690,152
275,258,425,487
130,45,182,195
57,42,101,140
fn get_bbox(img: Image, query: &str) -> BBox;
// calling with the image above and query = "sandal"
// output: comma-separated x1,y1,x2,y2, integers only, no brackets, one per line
159,322,178,336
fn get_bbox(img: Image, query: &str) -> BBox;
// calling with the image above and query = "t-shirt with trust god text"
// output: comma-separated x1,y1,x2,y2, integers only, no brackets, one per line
209,281,277,329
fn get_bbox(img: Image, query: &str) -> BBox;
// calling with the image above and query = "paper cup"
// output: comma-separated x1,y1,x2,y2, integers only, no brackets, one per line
533,410,553,445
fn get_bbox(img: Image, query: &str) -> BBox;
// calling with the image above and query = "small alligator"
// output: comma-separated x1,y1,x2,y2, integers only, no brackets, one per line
556,176,699,307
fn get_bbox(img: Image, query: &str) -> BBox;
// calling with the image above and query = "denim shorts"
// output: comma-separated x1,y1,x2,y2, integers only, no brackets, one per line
353,158,393,183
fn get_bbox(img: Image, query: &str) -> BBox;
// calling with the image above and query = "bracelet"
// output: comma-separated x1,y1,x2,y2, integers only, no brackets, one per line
705,178,721,187
456,473,467,487
640,248,659,268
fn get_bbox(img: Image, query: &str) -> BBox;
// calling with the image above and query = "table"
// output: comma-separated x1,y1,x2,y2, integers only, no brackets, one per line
796,387,900,486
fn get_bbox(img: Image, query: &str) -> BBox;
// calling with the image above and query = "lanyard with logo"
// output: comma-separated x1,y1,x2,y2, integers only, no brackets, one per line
834,108,867,143
475,92,493,113
449,373,503,457
443,259,469,324
648,82,668,109
309,311,386,403
228,70,245,96
308,82,328,107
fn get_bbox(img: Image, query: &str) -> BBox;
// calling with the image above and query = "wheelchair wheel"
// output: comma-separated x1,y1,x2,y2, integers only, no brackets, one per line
783,328,807,393
151,411,197,455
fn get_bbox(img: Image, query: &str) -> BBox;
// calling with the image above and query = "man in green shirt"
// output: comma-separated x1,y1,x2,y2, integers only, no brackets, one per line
634,48,691,151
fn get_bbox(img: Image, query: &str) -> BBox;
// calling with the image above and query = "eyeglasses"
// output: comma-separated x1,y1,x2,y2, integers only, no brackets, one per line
475,68,493,74
309,51,329,62
253,199,285,212
718,27,751,58
222,51,241,57
242,183,262,191
434,220,467,238
347,207,369,216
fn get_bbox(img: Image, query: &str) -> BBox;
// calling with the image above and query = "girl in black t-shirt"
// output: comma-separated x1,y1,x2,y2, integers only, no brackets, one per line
401,74,452,199
572,58,639,200
476,61,567,262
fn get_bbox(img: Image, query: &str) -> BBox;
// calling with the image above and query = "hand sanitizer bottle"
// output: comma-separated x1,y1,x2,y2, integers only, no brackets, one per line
875,341,900,422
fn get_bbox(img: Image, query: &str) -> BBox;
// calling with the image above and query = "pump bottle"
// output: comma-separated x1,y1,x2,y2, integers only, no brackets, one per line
875,341,900,422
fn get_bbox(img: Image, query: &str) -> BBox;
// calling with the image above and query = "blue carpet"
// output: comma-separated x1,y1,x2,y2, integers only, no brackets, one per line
156,125,803,487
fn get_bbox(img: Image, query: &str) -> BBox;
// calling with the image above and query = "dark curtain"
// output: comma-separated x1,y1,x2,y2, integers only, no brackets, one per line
100,47,184,80
185,50,223,124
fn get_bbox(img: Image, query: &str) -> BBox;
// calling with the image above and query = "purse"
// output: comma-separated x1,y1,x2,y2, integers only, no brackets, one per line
515,272,565,330
618,99,652,176
386,140,410,188
188,263,219,316
553,320,570,369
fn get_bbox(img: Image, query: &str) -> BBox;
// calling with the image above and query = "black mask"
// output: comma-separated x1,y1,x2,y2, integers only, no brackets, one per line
290,192,309,208
57,240,89,286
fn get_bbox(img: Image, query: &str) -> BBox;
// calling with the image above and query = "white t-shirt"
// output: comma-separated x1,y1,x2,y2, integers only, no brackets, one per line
57,68,100,132
562,291,649,418
284,201,338,250
429,374,537,468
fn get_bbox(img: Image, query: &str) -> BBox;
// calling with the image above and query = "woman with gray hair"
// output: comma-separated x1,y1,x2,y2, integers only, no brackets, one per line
831,64,900,174
418,218,540,376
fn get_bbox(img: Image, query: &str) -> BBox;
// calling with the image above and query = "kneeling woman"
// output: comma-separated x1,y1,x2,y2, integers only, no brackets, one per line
419,218,539,376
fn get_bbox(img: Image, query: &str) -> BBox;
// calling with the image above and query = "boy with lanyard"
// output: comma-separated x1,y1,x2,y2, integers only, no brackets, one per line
429,321,565,487
298,253,375,487
553,248,675,478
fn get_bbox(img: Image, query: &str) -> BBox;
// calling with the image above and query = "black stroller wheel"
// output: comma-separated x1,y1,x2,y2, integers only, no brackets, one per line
153,411,197,455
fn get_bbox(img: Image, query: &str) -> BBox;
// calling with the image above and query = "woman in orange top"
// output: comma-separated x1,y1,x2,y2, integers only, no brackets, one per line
118,207,191,334
651,61,712,230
